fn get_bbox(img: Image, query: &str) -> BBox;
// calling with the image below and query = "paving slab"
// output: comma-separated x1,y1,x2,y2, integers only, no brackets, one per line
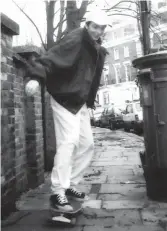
98,192,146,201
100,183,146,195
141,208,167,225
82,200,102,209
91,160,139,167
106,174,145,184
102,200,145,209
84,226,164,231
84,226,129,231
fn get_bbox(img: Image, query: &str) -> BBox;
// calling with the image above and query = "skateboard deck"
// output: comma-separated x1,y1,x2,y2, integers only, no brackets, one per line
48,200,82,226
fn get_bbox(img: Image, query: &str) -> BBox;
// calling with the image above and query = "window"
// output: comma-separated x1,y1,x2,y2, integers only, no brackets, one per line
103,92,110,105
96,94,99,104
108,106,114,114
114,64,121,83
104,74,109,85
103,108,108,115
161,32,167,44
114,48,119,60
123,62,132,82
103,64,109,73
158,0,167,9
136,42,142,57
124,25,135,37
135,103,142,112
113,31,118,40
126,104,133,113
124,46,129,58
103,64,109,85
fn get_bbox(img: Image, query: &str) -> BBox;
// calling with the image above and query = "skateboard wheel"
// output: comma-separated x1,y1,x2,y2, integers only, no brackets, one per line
71,218,76,225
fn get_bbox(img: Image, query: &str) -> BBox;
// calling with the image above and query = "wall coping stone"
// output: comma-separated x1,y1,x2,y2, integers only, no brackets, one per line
14,45,42,55
13,53,28,66
1,13,19,36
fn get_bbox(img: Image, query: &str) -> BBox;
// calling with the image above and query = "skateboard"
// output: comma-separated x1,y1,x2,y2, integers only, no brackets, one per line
48,200,82,226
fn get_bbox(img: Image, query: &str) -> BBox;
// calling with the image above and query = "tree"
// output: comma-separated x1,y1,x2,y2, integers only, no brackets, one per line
12,0,92,50
104,0,163,54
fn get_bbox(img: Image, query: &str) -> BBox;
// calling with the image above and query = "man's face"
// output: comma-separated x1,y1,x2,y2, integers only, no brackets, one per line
86,22,106,41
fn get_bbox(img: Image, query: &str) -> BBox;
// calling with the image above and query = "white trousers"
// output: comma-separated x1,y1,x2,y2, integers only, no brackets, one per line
50,96,94,195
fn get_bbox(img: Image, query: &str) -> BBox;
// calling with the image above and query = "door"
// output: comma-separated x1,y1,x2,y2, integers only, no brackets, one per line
154,82,167,167
101,109,107,126
124,104,134,122
106,106,114,126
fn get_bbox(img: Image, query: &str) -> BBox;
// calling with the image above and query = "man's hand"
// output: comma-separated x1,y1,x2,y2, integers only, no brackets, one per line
25,80,39,96
92,105,96,110
25,59,46,80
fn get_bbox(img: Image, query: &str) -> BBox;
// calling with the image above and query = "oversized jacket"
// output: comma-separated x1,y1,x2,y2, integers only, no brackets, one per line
27,27,108,114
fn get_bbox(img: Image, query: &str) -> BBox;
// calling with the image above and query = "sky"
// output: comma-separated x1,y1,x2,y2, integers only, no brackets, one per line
1,0,47,46
1,0,124,46
1,0,160,47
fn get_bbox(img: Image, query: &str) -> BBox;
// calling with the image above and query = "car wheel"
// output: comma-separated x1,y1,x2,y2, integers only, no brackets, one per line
99,121,102,128
124,124,130,132
134,127,143,135
109,121,115,130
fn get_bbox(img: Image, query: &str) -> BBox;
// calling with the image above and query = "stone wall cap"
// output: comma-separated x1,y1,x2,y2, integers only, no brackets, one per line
13,46,43,59
133,50,167,69
13,45,42,55
1,13,19,35
13,53,27,65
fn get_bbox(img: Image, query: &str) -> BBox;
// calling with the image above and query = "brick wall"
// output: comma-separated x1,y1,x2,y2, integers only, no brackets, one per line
1,13,44,218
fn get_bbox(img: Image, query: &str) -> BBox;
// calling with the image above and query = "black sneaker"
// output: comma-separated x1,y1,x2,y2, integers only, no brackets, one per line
66,188,89,202
50,194,73,212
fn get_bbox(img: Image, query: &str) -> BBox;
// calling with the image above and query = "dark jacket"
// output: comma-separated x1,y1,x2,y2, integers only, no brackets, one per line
27,27,107,114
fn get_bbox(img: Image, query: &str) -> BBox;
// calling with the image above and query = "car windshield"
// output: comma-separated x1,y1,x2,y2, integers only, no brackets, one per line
94,111,102,116
94,106,103,114
115,108,122,114
114,105,124,113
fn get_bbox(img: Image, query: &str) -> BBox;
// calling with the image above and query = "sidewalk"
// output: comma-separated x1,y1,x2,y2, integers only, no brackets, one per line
2,128,167,231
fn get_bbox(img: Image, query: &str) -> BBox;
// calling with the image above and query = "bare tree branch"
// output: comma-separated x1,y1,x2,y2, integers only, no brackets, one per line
105,0,137,12
150,26,162,43
54,18,66,36
108,13,139,19
54,7,60,16
87,0,95,6
79,1,89,20
111,6,138,14
12,0,47,50
54,28,68,44
56,0,66,40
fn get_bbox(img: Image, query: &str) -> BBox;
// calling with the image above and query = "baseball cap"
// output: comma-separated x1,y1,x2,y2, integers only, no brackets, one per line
86,10,108,26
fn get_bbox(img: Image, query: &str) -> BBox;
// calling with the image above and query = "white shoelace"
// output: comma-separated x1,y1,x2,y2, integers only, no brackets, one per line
71,188,82,196
57,194,68,204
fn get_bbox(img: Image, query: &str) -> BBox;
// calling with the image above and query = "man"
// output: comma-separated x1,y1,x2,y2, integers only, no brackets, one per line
26,10,108,212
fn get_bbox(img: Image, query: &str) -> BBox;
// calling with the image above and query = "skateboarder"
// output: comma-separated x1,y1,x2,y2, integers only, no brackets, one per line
26,10,108,212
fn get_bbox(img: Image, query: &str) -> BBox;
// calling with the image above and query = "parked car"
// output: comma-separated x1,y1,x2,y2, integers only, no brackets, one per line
122,101,143,134
89,105,104,126
99,105,124,130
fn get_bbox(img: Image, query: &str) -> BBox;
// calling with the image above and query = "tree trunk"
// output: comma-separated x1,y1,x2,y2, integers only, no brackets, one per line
66,1,79,32
46,1,56,50
139,0,151,55
66,0,88,32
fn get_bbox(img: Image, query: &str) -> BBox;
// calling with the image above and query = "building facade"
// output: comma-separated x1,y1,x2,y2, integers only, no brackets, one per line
101,0,167,86
102,20,141,86
98,1,167,107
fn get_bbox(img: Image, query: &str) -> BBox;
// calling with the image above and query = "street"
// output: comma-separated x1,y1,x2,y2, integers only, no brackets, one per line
2,127,167,231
